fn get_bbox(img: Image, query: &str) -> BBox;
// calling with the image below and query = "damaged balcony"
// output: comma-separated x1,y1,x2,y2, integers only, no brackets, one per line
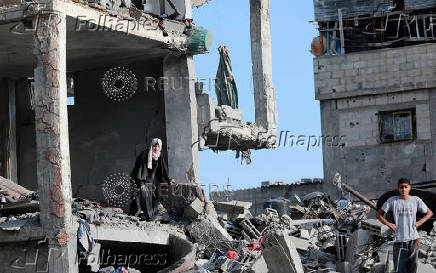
0,0,214,272
0,0,211,78
196,93,276,151
195,0,278,152
0,0,280,272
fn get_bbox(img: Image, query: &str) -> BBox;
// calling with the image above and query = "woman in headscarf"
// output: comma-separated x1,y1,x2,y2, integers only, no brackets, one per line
130,138,173,220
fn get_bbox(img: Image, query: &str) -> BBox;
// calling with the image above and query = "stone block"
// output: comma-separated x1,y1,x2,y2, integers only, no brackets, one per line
289,236,310,251
263,230,304,273
332,71,345,78
218,105,242,121
316,71,332,81
418,262,436,273
326,64,341,72
361,219,391,237
186,204,232,245
327,79,341,87
248,255,268,273
345,69,358,77
184,198,204,219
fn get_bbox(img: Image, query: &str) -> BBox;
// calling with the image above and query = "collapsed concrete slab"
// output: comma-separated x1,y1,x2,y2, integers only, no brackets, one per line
248,255,269,273
418,262,436,273
196,90,276,151
262,229,304,273
184,198,205,220
345,229,373,272
191,0,212,8
213,200,253,221
0,176,33,199
186,204,233,247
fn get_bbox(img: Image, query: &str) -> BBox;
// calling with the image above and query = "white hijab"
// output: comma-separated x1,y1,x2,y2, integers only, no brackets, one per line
147,138,162,169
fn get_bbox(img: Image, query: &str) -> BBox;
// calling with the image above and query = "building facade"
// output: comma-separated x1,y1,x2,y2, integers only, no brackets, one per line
312,0,436,199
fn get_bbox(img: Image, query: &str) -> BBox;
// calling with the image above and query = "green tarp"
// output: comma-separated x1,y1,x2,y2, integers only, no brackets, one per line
215,45,239,109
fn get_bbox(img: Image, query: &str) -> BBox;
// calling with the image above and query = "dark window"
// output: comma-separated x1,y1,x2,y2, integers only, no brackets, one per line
393,0,405,11
379,109,415,143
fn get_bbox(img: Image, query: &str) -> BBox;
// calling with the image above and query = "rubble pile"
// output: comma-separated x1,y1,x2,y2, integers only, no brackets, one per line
0,176,39,217
183,192,436,273
419,224,436,269
72,197,186,237
0,175,435,273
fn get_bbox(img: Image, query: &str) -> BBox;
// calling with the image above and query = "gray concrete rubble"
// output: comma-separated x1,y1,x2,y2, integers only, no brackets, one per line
199,189,436,273
196,88,276,151
1,177,436,273
263,229,304,273
213,201,253,221
0,0,280,271
191,0,212,8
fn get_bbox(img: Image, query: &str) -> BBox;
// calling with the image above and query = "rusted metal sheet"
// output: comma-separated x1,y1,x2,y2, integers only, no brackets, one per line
406,0,436,9
314,0,393,21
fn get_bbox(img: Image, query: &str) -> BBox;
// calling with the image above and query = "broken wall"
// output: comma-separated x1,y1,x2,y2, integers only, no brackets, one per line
68,60,166,200
16,60,167,201
210,183,324,216
315,43,436,199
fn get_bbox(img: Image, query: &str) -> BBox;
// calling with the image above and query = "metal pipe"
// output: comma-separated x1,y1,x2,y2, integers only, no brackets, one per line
333,173,377,210
341,183,377,210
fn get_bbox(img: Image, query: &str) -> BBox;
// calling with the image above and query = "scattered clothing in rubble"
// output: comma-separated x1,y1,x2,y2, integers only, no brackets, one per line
77,218,95,258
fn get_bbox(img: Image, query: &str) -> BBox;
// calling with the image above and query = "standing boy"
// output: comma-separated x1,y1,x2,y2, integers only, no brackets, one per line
376,178,433,273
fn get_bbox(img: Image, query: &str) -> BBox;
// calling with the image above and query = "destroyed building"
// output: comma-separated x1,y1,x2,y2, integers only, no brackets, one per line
0,0,278,272
312,0,436,199
210,179,325,216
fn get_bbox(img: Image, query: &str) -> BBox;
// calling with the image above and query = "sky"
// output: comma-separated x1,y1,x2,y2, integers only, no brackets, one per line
191,1,323,195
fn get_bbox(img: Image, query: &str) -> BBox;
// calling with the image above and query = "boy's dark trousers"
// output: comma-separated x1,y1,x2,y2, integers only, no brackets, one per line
393,239,418,273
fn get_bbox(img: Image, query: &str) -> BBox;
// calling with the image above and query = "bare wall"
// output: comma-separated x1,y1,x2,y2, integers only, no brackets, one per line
67,60,167,200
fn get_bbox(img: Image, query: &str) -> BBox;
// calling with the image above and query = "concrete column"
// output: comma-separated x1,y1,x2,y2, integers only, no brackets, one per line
33,9,77,273
163,55,200,185
250,0,277,135
5,79,18,183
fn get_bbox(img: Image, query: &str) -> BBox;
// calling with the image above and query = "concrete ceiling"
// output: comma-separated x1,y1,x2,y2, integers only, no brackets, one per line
0,16,171,79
